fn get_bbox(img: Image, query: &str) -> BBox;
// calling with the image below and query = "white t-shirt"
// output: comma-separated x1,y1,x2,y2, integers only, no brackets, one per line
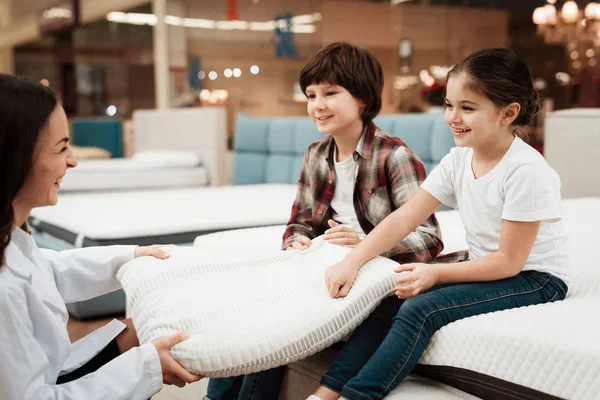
421,137,569,285
330,153,366,239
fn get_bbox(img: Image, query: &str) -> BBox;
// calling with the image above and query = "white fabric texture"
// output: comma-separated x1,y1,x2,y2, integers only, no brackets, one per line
193,225,286,257
30,184,298,241
131,151,201,167
59,158,208,192
544,108,600,199
386,375,479,400
118,239,405,377
191,198,599,399
330,153,365,238
420,197,599,400
132,107,228,186
421,138,570,285
192,210,467,257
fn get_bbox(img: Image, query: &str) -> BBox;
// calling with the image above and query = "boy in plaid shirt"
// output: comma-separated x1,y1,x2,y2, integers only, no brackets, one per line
283,43,446,269
205,42,465,400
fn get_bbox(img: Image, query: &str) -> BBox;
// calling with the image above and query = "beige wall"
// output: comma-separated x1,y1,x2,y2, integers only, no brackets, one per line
0,0,14,73
183,0,322,134
3,0,509,121
319,1,396,49
397,4,509,67
184,0,508,121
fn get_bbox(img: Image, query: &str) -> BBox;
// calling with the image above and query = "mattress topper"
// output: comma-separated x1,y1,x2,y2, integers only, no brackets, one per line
29,184,298,240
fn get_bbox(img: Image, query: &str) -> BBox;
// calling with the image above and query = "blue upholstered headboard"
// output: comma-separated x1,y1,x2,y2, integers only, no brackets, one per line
71,119,123,158
232,113,454,185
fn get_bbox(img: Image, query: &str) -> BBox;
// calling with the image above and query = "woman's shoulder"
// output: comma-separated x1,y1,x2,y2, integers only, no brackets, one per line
2,239,35,286
0,266,29,312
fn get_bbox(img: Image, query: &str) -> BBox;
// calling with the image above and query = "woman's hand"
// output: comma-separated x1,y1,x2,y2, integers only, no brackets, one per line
324,258,361,298
152,333,203,387
134,245,172,260
323,220,361,248
394,263,439,299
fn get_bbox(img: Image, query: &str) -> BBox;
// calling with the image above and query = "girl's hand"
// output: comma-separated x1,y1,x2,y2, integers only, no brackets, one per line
324,258,361,298
134,245,172,260
323,220,361,248
394,263,439,299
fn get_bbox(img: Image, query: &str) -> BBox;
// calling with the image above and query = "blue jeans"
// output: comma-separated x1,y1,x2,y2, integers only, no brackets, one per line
205,366,285,400
320,270,568,400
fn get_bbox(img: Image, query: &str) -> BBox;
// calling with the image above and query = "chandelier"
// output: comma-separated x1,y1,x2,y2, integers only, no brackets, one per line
533,1,600,46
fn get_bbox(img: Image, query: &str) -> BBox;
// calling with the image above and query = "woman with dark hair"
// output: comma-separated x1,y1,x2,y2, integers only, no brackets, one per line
0,74,201,399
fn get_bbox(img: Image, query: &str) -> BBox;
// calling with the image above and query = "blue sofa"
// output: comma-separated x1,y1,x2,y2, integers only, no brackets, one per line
37,112,454,319
232,113,454,185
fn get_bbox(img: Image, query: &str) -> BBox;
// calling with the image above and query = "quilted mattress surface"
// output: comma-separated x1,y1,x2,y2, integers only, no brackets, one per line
118,239,405,377
419,197,599,400
193,198,599,399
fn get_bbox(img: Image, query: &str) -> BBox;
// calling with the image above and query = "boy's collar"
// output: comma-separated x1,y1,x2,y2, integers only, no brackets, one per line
355,122,376,160
325,122,377,163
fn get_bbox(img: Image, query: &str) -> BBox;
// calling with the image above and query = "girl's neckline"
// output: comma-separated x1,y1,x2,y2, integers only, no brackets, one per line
468,136,520,184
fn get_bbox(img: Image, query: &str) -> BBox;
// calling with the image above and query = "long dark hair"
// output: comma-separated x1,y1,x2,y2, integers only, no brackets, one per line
0,74,58,265
447,48,539,127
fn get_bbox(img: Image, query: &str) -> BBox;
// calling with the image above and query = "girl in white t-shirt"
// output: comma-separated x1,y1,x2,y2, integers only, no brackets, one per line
309,48,569,400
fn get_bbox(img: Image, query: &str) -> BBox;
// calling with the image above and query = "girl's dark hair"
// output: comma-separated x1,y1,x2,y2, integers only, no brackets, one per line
447,48,539,127
0,74,58,265
299,42,384,125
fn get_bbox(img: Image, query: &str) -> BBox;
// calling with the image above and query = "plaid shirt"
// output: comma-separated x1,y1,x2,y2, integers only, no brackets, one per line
282,123,468,264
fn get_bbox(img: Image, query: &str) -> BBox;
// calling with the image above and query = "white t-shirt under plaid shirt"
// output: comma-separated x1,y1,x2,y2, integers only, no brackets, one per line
330,150,366,239
421,137,570,286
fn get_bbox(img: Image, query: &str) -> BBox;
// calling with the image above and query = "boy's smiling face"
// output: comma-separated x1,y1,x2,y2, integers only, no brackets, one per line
305,82,365,136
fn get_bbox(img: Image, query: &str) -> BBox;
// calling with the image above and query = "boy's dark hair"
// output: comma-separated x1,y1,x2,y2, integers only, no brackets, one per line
447,48,539,127
300,42,383,125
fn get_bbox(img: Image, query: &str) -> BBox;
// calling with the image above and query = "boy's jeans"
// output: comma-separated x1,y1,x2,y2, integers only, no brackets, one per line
205,366,285,400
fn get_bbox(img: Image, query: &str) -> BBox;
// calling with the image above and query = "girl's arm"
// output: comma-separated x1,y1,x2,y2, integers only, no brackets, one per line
395,219,540,298
346,189,440,267
435,219,539,283
325,189,440,298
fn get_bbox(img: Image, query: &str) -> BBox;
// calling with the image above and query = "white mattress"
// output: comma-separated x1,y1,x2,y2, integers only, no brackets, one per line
419,197,600,400
386,375,478,400
59,158,209,192
193,210,468,257
29,184,298,242
118,239,405,377
193,198,599,399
